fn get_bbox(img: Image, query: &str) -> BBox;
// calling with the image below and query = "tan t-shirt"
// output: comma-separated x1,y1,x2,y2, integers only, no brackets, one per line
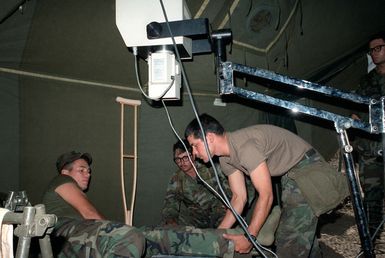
219,125,312,176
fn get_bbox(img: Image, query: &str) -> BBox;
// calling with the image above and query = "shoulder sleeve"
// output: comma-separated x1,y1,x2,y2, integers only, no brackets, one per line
215,166,232,198
46,175,77,192
219,157,237,176
238,141,266,172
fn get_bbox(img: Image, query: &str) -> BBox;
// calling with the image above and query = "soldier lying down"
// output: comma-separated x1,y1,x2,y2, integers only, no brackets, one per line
42,151,278,257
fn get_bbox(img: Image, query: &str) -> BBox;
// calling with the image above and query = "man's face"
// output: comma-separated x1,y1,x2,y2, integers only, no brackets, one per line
62,159,91,190
187,135,212,163
369,38,385,65
174,149,194,172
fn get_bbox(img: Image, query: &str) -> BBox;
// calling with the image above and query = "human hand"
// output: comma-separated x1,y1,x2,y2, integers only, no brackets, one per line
351,113,360,120
163,219,178,226
223,233,253,253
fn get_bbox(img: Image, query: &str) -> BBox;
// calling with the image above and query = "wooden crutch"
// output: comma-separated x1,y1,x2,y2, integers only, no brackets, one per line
116,97,141,226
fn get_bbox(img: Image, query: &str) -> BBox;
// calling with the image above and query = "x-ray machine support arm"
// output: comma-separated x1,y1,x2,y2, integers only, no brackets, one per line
143,17,379,256
217,60,382,258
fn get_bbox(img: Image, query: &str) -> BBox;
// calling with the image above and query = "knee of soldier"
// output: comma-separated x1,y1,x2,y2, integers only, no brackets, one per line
102,222,146,256
120,226,146,257
128,226,146,255
121,225,146,251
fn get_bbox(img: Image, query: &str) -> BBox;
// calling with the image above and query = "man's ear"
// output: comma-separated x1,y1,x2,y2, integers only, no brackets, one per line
61,169,70,175
206,132,215,143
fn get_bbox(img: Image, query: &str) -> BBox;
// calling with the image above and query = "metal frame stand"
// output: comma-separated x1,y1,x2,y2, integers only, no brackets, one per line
146,21,381,256
337,129,374,257
214,41,381,256
3,204,57,258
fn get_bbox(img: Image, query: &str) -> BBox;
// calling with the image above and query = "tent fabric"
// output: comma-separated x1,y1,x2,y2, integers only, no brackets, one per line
0,0,385,225
0,0,37,193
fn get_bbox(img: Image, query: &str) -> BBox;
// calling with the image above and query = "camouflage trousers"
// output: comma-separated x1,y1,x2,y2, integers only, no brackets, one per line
52,219,239,258
275,175,321,258
138,225,239,258
162,209,226,229
358,156,384,237
52,218,145,258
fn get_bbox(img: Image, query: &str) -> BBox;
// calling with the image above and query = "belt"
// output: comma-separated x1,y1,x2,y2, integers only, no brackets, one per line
303,148,317,160
296,148,318,167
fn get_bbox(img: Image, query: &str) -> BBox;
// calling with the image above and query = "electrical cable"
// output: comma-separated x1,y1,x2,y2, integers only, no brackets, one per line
130,1,279,257
161,100,231,207
157,1,277,256
162,98,276,258
157,0,245,231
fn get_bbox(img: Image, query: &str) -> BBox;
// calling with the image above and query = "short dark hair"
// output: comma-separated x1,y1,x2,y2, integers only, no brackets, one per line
184,114,225,140
173,139,192,155
369,31,385,44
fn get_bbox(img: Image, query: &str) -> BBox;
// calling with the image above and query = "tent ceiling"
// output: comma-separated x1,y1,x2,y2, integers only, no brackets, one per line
184,0,385,90
1,0,385,93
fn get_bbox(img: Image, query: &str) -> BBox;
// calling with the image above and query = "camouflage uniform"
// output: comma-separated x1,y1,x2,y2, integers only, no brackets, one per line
53,220,241,258
43,175,146,258
161,163,234,228
275,175,320,258
52,218,145,258
354,69,385,236
273,151,334,258
138,225,242,258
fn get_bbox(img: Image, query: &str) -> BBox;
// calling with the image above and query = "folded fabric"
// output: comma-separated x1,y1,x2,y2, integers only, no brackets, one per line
0,208,13,258
257,205,281,246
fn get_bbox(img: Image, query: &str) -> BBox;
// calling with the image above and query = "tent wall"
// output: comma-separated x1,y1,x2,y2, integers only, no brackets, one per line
136,96,264,225
0,73,20,194
0,0,37,194
19,78,139,220
0,0,384,225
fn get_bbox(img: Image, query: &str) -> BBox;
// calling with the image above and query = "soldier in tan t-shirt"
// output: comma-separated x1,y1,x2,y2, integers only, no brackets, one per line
185,114,348,258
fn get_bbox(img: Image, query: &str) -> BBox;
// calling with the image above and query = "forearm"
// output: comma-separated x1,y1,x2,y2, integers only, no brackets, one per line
80,206,105,220
218,195,247,229
55,183,105,220
247,195,273,236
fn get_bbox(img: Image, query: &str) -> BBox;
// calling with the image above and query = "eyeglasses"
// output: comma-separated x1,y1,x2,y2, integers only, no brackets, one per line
368,45,385,55
174,155,190,164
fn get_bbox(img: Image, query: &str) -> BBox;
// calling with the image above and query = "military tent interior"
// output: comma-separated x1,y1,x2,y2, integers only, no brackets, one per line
0,0,385,237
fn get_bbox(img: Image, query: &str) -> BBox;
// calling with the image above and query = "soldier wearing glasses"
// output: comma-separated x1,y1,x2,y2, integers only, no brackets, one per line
161,139,236,228
352,31,385,237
